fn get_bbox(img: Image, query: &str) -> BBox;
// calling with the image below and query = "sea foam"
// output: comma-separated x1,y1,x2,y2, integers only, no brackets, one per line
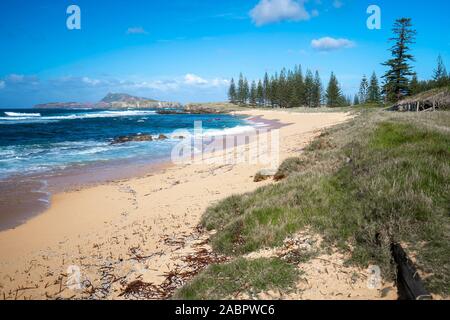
5,112,42,117
0,110,157,123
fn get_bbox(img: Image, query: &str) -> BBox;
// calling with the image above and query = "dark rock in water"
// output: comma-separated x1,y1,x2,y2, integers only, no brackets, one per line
157,134,169,141
175,136,186,140
111,133,179,144
112,134,153,144
156,109,187,115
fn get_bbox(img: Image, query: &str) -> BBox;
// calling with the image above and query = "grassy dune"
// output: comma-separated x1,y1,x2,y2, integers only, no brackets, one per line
176,109,450,299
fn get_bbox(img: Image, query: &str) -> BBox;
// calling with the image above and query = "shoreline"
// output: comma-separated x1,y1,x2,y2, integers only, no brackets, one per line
0,159,172,232
0,109,361,300
0,113,257,231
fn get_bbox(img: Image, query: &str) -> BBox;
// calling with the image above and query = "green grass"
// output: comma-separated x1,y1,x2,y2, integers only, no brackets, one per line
173,258,298,300
200,110,450,295
274,157,310,181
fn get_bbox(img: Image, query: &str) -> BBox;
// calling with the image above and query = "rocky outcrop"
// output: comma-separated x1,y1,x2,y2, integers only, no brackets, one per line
35,93,182,110
156,109,187,115
157,134,169,141
111,133,183,144
34,94,238,113
111,134,153,144
157,103,238,115
98,93,182,109
183,104,229,114
101,93,156,104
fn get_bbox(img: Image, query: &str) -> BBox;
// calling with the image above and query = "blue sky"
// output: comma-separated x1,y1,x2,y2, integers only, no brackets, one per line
0,0,449,107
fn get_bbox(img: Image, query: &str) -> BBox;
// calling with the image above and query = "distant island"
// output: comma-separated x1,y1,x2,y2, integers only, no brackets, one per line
34,93,182,110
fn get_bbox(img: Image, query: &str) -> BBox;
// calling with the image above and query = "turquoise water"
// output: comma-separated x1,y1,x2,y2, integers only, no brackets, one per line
0,108,251,180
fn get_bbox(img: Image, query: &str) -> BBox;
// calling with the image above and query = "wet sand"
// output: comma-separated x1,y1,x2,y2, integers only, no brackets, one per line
0,157,170,231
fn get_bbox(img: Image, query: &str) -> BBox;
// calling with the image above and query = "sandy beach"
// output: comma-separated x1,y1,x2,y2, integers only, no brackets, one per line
0,109,397,300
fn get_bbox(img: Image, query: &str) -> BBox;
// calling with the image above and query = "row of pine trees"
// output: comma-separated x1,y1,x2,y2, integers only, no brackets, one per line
228,68,350,108
410,55,450,95
355,72,381,105
228,18,449,108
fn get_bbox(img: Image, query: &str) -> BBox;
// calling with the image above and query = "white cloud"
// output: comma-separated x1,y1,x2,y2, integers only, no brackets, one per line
184,74,209,85
184,74,229,87
4,74,39,86
311,37,355,51
82,77,102,86
6,73,227,92
1,73,229,104
127,27,148,35
211,78,230,87
127,80,180,91
102,74,228,92
250,0,311,26
7,74,25,83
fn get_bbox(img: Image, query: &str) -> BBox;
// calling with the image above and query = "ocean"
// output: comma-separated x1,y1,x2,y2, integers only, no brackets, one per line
0,108,253,230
